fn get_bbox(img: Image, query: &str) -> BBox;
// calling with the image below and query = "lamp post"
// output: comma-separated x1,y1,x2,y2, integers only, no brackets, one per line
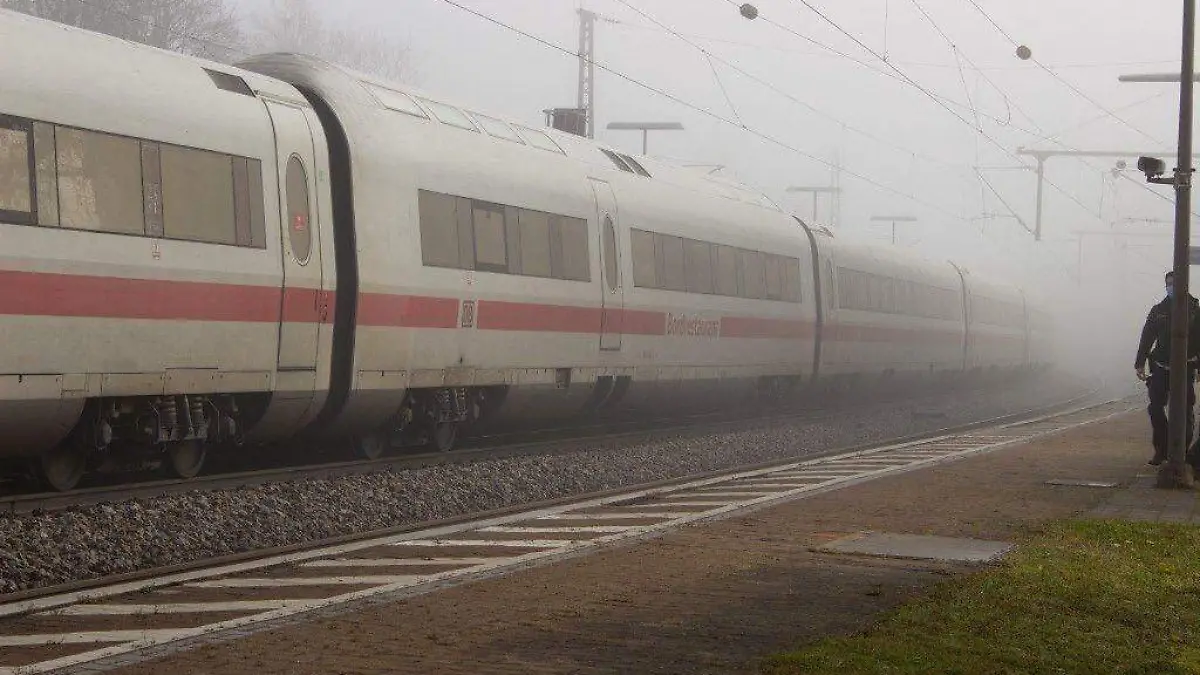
787,186,841,223
870,215,918,245
605,121,684,155
1123,0,1196,489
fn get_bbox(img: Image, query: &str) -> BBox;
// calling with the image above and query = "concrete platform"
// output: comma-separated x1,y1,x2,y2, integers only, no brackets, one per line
816,532,1014,563
1088,470,1200,523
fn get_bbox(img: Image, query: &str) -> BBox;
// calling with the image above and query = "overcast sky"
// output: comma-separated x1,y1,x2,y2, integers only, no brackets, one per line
232,0,1192,318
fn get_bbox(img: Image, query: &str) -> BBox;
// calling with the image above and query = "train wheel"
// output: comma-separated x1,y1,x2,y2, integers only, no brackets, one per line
354,433,387,460
166,439,207,480
40,442,87,492
430,422,458,452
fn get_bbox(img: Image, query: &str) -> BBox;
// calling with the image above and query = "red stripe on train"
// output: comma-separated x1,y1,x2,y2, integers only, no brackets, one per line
281,288,336,324
476,300,602,333
721,316,814,339
827,323,964,343
1,270,958,344
614,308,668,335
356,293,460,328
0,269,281,322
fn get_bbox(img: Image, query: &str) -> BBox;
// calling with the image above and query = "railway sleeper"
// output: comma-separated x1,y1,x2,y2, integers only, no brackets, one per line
37,394,248,492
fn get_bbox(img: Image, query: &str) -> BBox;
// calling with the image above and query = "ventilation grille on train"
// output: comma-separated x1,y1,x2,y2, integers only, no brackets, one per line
204,68,255,97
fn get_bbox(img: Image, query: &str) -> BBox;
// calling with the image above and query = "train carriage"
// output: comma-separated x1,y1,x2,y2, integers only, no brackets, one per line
808,228,967,380
961,271,1030,371
238,55,820,449
0,11,337,489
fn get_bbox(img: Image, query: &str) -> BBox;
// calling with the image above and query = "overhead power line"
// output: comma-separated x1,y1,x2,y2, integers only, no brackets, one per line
612,0,972,170
712,0,1069,146
766,0,1106,224
433,0,963,218
960,0,1169,147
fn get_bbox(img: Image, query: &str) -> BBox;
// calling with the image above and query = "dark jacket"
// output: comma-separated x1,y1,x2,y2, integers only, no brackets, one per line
1135,294,1200,371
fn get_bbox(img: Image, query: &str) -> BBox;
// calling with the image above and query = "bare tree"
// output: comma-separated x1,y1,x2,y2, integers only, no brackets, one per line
0,0,244,62
251,0,411,82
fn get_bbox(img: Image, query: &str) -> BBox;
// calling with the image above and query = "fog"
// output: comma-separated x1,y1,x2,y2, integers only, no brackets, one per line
230,0,1188,394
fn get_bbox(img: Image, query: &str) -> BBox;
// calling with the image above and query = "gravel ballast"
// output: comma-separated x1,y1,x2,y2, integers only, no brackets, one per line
0,374,1104,594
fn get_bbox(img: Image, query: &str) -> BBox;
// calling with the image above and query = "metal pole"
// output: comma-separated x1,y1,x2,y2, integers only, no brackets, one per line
892,221,897,245
1161,0,1196,489
813,196,818,224
642,129,648,155
1034,156,1045,241
577,10,596,139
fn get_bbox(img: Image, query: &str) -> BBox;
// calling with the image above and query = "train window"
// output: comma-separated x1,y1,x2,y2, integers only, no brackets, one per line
0,119,34,223
783,257,802,303
367,85,429,119
472,201,508,272
247,159,266,248
836,268,856,310
631,228,657,288
285,156,312,263
454,197,476,270
714,245,740,297
232,157,252,246
470,113,525,144
515,126,566,154
504,205,522,272
32,122,58,226
56,127,145,235
603,217,619,292
418,190,461,268
140,143,164,237
557,216,591,281
161,144,237,245
658,234,686,292
417,98,479,132
684,239,714,294
518,209,553,277
740,250,766,299
764,255,784,300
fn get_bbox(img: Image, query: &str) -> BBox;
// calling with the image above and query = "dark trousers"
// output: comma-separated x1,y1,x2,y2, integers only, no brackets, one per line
1146,365,1196,461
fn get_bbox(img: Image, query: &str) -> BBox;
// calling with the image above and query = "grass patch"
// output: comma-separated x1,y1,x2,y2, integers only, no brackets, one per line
763,520,1200,675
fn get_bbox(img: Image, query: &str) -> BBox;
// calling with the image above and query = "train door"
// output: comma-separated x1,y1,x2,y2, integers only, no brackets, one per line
590,179,624,351
264,100,327,382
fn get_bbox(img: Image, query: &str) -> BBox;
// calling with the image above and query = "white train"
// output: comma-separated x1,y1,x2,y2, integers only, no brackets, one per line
0,10,1054,491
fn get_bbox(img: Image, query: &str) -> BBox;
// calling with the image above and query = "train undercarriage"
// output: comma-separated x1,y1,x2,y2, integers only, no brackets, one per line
19,368,1019,493
35,394,257,492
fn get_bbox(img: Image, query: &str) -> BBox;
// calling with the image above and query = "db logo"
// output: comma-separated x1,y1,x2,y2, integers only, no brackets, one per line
460,300,477,329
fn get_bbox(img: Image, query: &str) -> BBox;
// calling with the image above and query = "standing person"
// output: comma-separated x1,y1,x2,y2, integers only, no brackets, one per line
1135,270,1200,465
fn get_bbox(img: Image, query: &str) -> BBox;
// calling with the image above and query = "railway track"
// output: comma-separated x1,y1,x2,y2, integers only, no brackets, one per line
1,386,1104,604
0,391,1131,674
0,377,1038,515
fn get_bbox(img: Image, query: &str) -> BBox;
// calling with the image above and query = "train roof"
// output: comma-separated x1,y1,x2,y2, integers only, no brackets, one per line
0,9,306,159
237,53,786,212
